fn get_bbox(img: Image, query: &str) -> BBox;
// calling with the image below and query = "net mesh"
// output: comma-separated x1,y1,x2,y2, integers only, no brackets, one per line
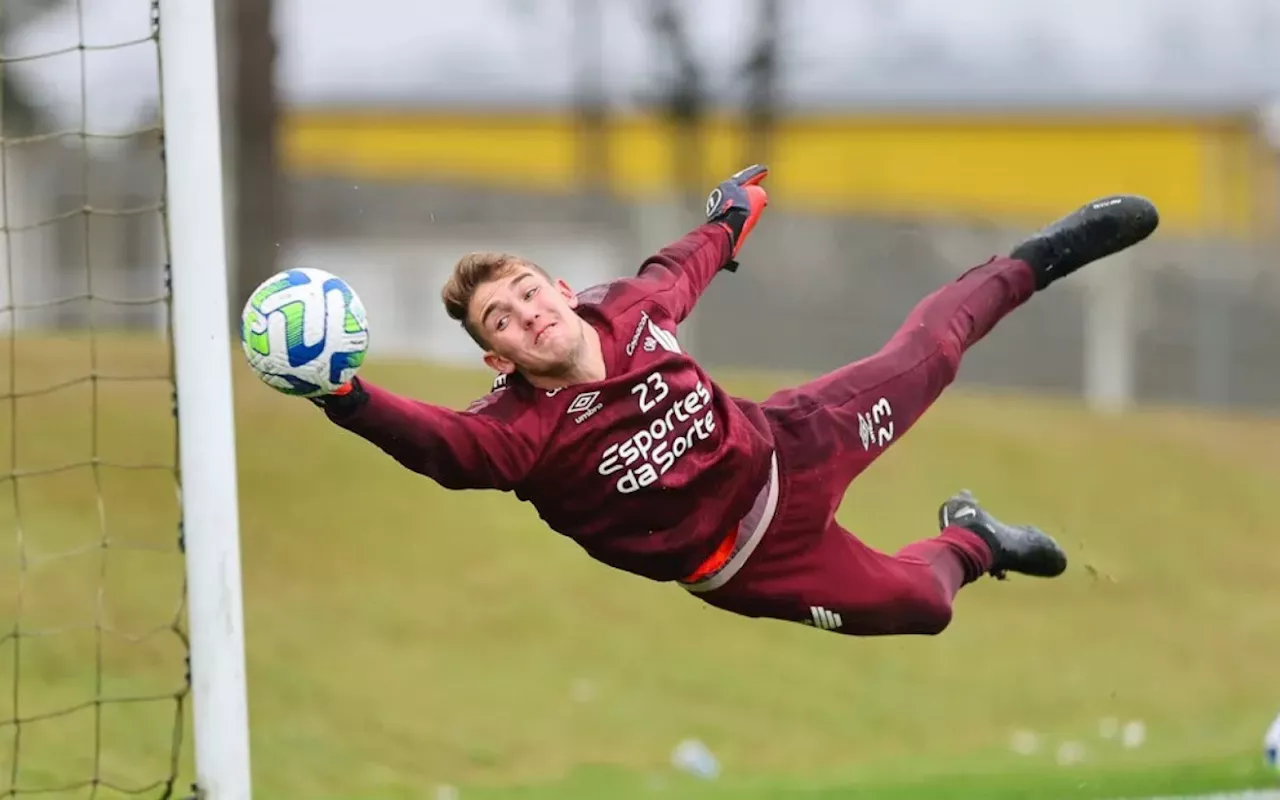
0,0,192,796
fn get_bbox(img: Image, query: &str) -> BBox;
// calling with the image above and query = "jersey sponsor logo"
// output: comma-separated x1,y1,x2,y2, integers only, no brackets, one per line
627,311,682,357
596,372,715,494
643,319,681,354
625,311,651,356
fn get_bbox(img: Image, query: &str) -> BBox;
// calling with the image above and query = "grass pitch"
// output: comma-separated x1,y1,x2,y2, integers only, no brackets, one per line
1,335,1278,799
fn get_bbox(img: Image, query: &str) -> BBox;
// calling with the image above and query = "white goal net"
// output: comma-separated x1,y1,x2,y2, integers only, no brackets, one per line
1,1,249,797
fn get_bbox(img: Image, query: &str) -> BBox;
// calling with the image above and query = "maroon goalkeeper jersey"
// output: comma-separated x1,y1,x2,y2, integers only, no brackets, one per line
324,224,777,582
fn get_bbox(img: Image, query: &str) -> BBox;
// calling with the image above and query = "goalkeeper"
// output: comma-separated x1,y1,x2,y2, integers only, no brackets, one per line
311,165,1159,637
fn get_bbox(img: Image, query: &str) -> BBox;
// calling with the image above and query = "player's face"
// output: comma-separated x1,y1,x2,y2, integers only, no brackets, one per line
470,267,584,377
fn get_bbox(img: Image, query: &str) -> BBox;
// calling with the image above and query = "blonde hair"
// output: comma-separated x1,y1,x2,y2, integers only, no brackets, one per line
441,252,549,348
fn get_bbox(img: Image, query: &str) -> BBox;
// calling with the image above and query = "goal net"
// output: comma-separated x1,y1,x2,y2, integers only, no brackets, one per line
1,1,249,797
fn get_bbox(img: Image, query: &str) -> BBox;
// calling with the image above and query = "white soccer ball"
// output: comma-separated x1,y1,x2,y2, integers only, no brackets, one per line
1266,710,1280,773
240,267,370,397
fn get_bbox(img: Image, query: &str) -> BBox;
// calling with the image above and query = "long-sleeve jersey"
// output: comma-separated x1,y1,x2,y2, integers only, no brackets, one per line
323,224,777,582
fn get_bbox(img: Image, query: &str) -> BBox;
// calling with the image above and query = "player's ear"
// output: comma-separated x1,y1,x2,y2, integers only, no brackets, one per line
555,278,578,308
483,351,517,375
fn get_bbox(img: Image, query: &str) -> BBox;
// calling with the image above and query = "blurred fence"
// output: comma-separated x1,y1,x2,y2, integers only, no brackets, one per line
2,120,1279,414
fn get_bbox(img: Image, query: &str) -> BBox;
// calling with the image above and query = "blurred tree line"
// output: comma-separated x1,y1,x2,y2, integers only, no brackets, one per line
0,0,279,329
2,0,781,323
574,0,782,212
219,0,281,329
222,0,781,321
0,0,55,136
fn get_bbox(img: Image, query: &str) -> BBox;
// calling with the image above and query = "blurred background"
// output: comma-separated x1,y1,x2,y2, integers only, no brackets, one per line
1,0,1279,414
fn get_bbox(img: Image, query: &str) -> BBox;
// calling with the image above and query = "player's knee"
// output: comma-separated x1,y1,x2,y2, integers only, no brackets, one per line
897,584,954,636
913,599,953,635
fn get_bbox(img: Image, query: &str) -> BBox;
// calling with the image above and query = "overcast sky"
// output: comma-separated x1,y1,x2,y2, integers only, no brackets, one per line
6,0,1279,132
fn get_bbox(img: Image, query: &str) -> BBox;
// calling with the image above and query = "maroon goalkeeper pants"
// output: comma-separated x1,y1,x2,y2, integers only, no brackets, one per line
687,256,1037,636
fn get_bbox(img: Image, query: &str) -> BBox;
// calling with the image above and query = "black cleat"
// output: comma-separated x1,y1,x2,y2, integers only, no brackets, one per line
1010,195,1159,290
938,490,1067,580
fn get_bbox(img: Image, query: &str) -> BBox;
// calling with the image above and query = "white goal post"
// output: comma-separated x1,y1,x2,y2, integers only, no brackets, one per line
157,0,253,797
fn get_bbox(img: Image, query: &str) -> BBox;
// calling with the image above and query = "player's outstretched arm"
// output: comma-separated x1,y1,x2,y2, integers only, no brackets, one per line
310,377,537,492
635,165,769,322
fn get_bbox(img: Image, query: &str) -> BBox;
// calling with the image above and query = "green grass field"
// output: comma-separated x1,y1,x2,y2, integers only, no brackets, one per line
1,335,1279,799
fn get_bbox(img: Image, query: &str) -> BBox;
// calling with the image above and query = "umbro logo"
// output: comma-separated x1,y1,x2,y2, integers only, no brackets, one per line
803,606,843,631
566,391,599,414
566,391,605,424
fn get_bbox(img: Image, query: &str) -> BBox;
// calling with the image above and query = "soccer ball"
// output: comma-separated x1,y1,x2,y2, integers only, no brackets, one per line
1266,710,1280,773
240,267,369,398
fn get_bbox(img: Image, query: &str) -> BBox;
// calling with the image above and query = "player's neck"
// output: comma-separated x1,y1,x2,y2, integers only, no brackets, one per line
524,319,606,391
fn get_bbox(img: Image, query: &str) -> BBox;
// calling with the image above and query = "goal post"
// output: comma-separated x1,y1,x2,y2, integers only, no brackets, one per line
0,0,252,795
156,0,253,797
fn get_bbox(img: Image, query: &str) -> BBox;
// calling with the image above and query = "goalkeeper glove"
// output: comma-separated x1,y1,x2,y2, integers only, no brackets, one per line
309,376,368,417
705,164,769,270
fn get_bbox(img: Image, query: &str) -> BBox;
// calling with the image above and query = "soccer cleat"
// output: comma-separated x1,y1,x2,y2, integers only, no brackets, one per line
938,490,1067,580
1009,194,1159,290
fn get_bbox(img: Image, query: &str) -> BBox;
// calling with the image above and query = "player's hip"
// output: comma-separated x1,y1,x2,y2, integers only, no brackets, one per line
676,449,780,593
676,414,852,596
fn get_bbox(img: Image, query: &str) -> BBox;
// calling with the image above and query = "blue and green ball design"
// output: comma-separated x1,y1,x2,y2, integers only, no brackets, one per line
240,268,370,397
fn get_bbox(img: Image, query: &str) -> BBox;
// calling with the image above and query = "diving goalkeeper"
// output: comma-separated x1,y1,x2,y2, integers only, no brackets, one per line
311,165,1159,637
